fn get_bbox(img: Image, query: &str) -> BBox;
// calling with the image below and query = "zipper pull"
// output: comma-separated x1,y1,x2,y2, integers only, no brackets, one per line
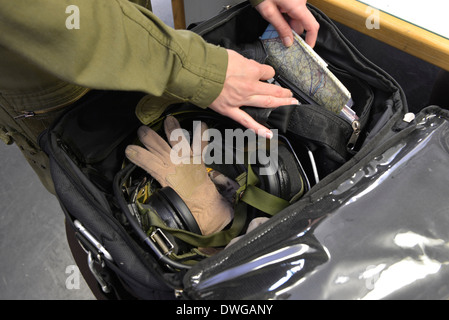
14,111,35,120
339,103,361,152
347,120,361,151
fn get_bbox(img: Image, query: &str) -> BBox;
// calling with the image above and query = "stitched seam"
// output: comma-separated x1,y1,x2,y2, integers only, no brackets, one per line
116,0,223,84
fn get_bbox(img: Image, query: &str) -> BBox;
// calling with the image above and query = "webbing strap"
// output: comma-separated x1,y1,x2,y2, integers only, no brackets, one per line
140,165,289,248
237,165,290,216
141,201,248,248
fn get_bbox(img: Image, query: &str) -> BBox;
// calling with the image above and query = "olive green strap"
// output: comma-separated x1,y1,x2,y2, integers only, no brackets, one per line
140,164,289,248
168,248,210,265
141,201,248,248
238,165,290,216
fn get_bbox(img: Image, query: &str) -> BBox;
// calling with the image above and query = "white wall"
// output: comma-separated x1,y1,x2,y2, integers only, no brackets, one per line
359,0,449,38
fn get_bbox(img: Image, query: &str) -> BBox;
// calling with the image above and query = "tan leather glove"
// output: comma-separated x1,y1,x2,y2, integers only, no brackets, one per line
125,116,234,235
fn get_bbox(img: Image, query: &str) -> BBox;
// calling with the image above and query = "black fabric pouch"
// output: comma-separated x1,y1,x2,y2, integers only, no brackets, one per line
192,2,406,178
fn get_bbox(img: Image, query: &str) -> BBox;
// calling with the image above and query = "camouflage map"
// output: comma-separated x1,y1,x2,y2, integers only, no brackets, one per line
261,24,351,114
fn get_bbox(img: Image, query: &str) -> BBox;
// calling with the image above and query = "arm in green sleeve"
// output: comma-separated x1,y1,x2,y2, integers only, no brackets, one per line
0,0,227,112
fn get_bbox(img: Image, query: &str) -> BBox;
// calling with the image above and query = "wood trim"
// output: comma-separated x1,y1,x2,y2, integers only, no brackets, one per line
308,0,449,71
171,0,186,29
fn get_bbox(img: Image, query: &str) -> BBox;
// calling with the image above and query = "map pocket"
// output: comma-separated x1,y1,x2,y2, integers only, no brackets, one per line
275,63,374,160
261,24,352,115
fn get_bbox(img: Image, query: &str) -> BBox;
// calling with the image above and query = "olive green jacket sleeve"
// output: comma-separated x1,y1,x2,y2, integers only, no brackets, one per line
0,0,228,123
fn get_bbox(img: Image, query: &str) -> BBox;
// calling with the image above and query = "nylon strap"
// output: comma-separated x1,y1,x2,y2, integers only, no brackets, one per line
238,165,290,216
139,165,289,248
140,201,248,248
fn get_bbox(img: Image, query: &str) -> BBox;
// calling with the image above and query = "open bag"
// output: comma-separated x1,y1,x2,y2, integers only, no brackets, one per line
39,2,449,300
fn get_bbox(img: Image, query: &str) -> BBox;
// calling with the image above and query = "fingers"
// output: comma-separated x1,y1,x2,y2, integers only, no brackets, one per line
125,144,165,182
192,121,209,159
289,19,305,39
227,50,275,80
258,63,276,81
219,59,299,108
209,49,301,137
284,5,319,48
137,125,172,160
163,115,181,142
255,0,320,48
126,125,172,181
257,2,294,47
246,81,299,106
224,107,275,139
164,115,190,152
226,51,295,101
244,79,294,102
237,80,299,108
164,115,209,162
245,94,299,109
296,9,320,48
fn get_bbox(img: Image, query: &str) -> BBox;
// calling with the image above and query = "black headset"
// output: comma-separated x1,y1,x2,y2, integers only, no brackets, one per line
114,110,309,269
145,186,202,235
252,139,307,201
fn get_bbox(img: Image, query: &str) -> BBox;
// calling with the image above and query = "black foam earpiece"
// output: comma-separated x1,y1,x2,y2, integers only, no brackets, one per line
253,144,303,201
146,186,202,234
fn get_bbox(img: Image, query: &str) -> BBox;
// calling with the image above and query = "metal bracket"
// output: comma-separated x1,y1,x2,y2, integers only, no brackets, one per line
73,220,114,294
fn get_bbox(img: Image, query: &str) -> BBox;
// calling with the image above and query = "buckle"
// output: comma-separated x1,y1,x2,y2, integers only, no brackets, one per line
150,228,174,256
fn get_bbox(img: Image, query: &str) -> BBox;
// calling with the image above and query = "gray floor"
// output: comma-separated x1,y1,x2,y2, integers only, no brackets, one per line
0,143,93,299
0,1,442,300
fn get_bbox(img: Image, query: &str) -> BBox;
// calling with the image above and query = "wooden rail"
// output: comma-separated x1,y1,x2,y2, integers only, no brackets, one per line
308,0,449,71
171,0,186,29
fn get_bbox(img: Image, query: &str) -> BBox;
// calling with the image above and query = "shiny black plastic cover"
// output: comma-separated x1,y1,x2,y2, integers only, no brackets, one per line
184,109,449,299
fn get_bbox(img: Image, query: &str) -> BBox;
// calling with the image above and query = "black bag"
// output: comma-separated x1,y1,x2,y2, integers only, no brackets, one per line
40,2,449,300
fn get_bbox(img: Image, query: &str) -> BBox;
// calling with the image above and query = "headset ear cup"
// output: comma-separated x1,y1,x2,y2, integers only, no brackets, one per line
146,187,202,234
276,145,303,200
252,144,303,201
252,159,281,198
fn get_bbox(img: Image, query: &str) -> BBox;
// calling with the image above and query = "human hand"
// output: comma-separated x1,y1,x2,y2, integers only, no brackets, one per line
209,49,299,139
254,0,320,47
125,116,234,235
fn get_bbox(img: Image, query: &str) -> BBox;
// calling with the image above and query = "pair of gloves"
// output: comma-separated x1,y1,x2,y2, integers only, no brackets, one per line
125,116,238,236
